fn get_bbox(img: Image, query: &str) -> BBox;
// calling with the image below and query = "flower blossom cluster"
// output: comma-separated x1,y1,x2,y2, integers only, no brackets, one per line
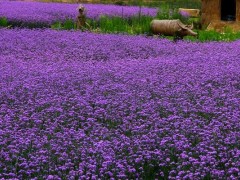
0,1,157,26
0,29,240,179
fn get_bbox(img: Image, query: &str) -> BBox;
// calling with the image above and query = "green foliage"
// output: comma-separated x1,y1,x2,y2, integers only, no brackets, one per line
185,30,240,42
164,0,201,9
51,21,62,30
114,1,127,6
97,15,153,35
49,15,240,42
188,17,201,29
156,4,173,20
86,18,98,30
51,19,75,30
99,16,127,33
106,0,201,8
198,30,223,41
156,5,196,24
0,17,8,27
63,19,75,30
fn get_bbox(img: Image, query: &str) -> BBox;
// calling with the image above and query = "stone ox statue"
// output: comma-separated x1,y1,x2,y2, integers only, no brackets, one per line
150,19,197,39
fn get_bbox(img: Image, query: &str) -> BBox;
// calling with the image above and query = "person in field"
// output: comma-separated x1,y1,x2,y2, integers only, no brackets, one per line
76,4,86,30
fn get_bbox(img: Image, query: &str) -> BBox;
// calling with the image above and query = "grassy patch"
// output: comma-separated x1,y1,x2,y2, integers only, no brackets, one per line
48,15,240,42
51,15,153,35
0,17,8,27
186,29,240,42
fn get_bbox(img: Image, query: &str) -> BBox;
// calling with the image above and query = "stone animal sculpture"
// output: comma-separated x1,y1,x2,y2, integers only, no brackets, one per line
76,4,86,30
150,19,197,39
178,8,200,17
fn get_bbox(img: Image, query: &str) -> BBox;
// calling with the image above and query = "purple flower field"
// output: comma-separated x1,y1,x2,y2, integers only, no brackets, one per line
0,28,240,179
0,1,157,26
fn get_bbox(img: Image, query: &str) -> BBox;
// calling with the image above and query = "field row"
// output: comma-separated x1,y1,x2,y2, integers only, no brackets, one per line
0,29,239,179
0,1,157,26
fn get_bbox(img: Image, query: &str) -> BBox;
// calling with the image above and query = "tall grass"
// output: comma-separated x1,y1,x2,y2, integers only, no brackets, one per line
51,15,152,35
186,30,240,42
97,15,152,34
49,15,240,42
0,17,8,27
157,0,201,9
